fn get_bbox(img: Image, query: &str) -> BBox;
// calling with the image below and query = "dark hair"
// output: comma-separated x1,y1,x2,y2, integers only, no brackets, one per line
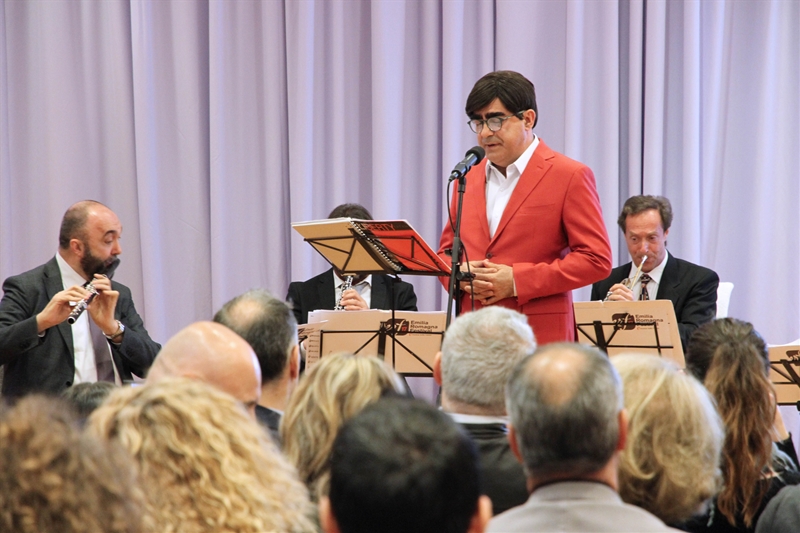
685,318,775,527
328,203,373,220
465,70,538,128
213,289,297,384
506,343,622,479
328,397,482,533
617,195,673,233
685,318,769,383
58,200,104,249
61,382,116,419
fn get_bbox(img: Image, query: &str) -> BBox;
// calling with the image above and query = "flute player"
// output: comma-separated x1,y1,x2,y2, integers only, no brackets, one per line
0,200,160,397
591,195,719,350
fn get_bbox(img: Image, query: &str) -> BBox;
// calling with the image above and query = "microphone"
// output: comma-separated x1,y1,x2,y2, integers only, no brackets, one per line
449,146,485,181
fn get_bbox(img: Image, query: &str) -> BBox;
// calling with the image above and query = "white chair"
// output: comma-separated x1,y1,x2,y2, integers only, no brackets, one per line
716,282,734,318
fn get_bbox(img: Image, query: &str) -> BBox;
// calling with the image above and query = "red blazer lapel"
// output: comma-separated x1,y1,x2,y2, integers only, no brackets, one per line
465,160,491,242
490,140,553,246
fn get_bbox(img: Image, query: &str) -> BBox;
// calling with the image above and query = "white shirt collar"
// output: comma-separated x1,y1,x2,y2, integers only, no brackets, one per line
629,250,669,286
333,270,372,288
55,251,88,288
485,134,539,183
446,412,509,426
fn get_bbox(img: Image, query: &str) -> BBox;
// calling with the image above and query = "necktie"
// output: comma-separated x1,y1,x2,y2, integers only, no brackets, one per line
639,274,652,301
89,320,115,382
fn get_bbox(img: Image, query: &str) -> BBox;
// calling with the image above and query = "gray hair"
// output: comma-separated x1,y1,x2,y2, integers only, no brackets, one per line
506,343,623,479
441,307,536,412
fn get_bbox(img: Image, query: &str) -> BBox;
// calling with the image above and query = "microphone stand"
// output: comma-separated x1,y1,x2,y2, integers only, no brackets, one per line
445,173,474,329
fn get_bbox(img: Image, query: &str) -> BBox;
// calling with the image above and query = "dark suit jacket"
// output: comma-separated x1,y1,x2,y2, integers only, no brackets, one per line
255,404,282,447
0,257,161,397
285,268,418,325
438,140,612,345
460,422,529,515
590,253,719,349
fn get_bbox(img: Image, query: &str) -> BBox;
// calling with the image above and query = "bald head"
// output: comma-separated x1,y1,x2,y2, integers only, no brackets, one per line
506,343,623,480
148,321,262,416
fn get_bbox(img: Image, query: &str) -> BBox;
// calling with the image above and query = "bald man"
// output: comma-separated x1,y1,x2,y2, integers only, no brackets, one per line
147,321,262,417
0,200,160,397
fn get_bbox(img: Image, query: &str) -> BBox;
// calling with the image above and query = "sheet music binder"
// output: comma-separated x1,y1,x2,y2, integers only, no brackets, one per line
292,218,450,276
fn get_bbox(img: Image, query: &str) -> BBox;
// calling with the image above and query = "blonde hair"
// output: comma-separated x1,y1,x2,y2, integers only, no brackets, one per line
0,396,145,533
88,378,315,533
612,354,724,525
280,352,406,500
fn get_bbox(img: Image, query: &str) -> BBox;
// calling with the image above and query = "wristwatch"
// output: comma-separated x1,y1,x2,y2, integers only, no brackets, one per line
104,320,126,341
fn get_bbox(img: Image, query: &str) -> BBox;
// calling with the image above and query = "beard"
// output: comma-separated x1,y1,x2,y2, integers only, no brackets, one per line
80,242,116,278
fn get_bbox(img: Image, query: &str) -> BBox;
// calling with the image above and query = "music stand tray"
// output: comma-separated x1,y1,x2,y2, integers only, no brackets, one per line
769,345,800,405
573,300,685,367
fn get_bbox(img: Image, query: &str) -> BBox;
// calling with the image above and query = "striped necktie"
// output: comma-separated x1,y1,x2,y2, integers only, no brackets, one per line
639,274,652,301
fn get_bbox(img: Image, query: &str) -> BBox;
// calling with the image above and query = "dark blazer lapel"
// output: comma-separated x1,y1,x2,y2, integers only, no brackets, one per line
490,140,552,246
370,275,388,310
43,257,74,357
318,269,337,311
655,254,679,300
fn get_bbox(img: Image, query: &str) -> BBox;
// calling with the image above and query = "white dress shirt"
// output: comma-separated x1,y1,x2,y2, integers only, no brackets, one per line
485,135,540,238
627,251,669,300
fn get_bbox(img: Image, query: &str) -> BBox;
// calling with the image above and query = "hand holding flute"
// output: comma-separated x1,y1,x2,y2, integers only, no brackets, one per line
35,274,120,335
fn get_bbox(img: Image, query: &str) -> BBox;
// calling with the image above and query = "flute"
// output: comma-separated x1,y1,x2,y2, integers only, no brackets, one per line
604,255,647,301
67,281,99,324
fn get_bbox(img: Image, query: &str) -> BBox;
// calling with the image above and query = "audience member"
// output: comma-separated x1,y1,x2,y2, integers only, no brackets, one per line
0,395,145,533
754,484,800,533
146,320,262,417
0,200,160,397
286,203,417,325
88,378,315,533
214,288,299,442
488,343,681,532
321,397,492,533
683,318,800,532
612,353,724,526
434,306,533,514
591,195,718,350
280,352,406,501
61,380,116,419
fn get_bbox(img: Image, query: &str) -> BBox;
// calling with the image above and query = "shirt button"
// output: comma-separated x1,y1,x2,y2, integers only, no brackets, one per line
486,253,493,259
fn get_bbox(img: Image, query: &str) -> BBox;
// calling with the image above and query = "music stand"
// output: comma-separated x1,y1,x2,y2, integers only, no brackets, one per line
768,345,800,406
573,300,685,367
293,218,450,372
305,310,446,375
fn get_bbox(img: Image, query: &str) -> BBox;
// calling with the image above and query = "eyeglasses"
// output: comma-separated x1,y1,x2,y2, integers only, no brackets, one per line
467,112,524,134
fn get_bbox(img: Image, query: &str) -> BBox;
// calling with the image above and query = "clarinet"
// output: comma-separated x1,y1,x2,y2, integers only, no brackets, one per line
335,276,354,310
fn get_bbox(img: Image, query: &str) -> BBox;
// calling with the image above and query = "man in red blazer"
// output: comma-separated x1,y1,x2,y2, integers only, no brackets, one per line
438,71,612,344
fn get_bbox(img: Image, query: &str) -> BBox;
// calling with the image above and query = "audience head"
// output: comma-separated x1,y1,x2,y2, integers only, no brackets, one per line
88,378,314,533
506,343,624,485
685,317,777,527
280,352,407,500
0,395,145,533
146,321,261,416
465,70,538,128
436,306,535,415
213,288,299,387
322,397,491,533
61,381,117,419
328,203,372,220
612,353,724,525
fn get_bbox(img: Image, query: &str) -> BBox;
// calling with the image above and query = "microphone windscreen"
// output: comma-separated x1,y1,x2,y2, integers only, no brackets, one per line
466,146,485,164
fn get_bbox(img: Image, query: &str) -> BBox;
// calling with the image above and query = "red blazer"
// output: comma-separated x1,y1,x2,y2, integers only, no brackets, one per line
438,140,612,344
